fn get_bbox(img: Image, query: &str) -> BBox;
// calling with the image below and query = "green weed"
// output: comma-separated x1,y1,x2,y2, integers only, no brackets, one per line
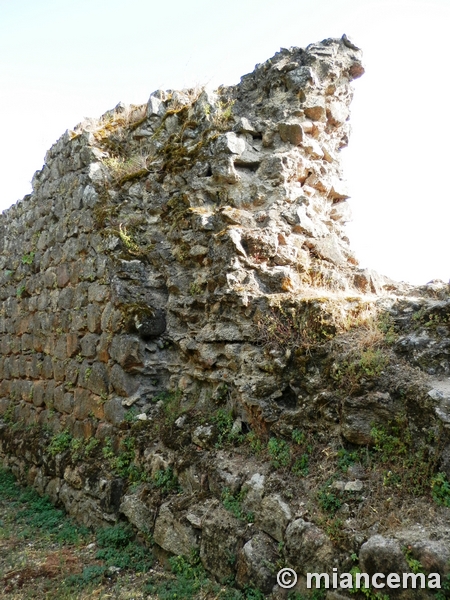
267,437,290,468
431,472,450,507
101,436,146,482
371,420,438,497
3,403,14,424
153,466,181,495
317,489,342,515
349,565,389,599
0,468,88,545
21,252,35,265
292,453,310,477
333,348,388,390
292,429,305,444
189,282,203,296
48,430,72,457
212,409,243,447
64,564,107,588
337,448,360,472
403,546,424,574
435,574,450,600
156,389,184,424
247,431,262,454
221,488,254,523
95,523,153,572
70,436,100,462
145,552,210,599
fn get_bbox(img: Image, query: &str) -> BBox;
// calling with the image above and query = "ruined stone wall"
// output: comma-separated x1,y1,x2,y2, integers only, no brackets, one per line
0,35,367,441
1,36,449,594
0,131,116,437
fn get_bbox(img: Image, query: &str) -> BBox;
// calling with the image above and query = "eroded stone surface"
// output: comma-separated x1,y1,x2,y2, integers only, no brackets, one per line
1,34,450,591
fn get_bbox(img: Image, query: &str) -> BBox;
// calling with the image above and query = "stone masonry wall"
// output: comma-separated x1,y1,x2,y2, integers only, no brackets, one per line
0,35,367,441
1,36,449,594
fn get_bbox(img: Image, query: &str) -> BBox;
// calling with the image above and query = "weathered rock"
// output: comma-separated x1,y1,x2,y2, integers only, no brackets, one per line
344,480,363,492
257,493,292,542
103,397,126,425
153,501,200,556
341,391,402,445
200,504,246,583
394,527,450,577
279,121,304,146
285,518,335,574
120,485,155,533
236,532,279,593
110,335,144,371
110,364,140,397
191,425,214,449
359,535,409,576
241,473,266,513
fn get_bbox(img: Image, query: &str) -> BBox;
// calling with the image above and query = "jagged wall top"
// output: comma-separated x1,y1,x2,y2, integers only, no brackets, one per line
0,36,368,447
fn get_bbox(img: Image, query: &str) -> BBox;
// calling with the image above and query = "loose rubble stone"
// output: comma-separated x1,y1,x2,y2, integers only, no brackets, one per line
285,519,335,574
153,501,200,556
257,493,292,542
236,532,279,593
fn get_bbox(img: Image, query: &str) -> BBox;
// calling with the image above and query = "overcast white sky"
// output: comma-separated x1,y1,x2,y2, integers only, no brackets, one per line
1,0,449,284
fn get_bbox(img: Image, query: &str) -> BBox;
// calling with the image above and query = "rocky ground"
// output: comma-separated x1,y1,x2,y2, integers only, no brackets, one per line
0,466,232,600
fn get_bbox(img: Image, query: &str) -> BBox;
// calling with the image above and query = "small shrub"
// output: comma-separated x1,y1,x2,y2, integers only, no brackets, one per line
21,252,35,265
97,522,134,549
124,407,138,423
70,438,84,462
371,420,438,496
377,312,397,344
48,430,72,457
333,348,388,390
247,431,262,454
145,551,210,600
96,523,153,572
157,389,183,424
3,404,14,424
65,564,107,588
292,453,310,477
323,517,345,546
84,437,100,456
153,467,181,495
267,437,290,468
337,448,360,472
101,436,145,481
221,487,254,523
102,436,115,461
317,490,342,515
292,429,305,444
212,409,243,447
431,472,450,507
